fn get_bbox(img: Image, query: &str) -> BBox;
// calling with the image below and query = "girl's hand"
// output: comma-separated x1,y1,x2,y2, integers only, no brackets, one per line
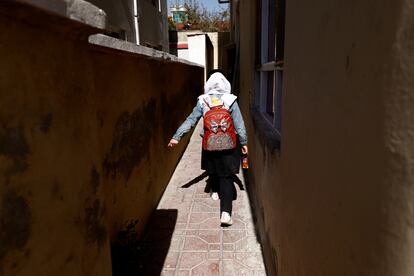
168,139,179,148
241,145,248,155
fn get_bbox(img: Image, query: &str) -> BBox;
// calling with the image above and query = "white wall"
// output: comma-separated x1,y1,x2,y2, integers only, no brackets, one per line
188,34,207,80
177,49,189,60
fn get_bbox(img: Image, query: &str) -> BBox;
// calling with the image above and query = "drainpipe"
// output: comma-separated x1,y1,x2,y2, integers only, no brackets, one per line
133,0,140,44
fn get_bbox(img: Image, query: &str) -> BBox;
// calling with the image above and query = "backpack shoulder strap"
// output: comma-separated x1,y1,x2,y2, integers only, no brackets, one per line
203,98,211,109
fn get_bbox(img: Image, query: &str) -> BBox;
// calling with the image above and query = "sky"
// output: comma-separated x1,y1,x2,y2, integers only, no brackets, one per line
167,0,229,13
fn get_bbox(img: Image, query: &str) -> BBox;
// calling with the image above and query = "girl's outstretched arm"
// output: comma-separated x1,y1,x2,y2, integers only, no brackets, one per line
168,102,203,147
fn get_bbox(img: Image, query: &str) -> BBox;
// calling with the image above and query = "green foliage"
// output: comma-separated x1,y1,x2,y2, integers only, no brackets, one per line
168,16,176,31
183,0,230,32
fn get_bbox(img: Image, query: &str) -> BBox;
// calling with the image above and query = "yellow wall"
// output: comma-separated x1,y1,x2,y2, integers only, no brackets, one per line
238,0,414,275
0,4,202,276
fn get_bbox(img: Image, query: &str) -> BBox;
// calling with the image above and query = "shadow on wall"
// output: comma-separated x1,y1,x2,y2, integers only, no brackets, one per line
111,209,178,276
169,31,178,56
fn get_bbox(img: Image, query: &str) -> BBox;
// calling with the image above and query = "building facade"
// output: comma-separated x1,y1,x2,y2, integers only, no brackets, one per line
234,0,414,275
169,30,231,81
89,0,169,50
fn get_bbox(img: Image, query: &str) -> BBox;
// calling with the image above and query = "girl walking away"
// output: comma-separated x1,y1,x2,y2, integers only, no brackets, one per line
168,71,248,226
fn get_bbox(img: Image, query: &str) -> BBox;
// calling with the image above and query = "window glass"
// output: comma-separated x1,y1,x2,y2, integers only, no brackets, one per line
257,0,285,135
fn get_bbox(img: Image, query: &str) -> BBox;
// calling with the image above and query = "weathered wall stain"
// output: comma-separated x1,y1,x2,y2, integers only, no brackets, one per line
0,126,29,158
51,180,64,201
80,166,106,249
90,166,100,195
83,199,107,249
0,4,202,273
103,99,157,183
39,113,53,133
0,189,31,269
96,111,105,128
160,73,203,138
161,93,189,137
65,252,74,264
0,126,29,180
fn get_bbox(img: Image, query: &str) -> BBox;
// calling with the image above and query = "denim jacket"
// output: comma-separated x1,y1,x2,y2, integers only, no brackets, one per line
172,100,248,145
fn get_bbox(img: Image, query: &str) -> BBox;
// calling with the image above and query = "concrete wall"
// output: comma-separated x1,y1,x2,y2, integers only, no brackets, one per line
238,0,414,275
188,34,207,67
170,31,230,80
138,0,169,50
0,1,202,275
87,0,135,40
88,0,169,50
187,34,214,81
206,32,230,70
237,1,281,274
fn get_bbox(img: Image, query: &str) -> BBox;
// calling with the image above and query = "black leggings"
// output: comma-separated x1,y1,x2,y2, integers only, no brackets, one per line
210,175,234,214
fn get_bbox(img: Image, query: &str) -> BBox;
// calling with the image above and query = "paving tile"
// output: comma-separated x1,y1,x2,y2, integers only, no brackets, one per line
139,122,266,275
222,230,246,243
179,252,207,269
163,251,180,269
179,270,191,276
174,223,187,235
192,202,216,212
233,212,253,222
183,193,195,202
194,193,211,198
235,252,266,270
208,251,220,260
222,244,234,251
209,244,220,251
191,260,220,276
198,230,221,243
187,223,200,230
234,236,262,252
185,230,199,235
198,218,222,229
193,198,220,208
252,270,267,276
161,269,175,276
189,212,216,223
232,201,247,210
169,236,184,251
183,236,209,251
246,227,258,236
177,212,190,223
195,185,209,194
227,218,246,229
222,251,234,259
160,197,192,210
222,260,252,276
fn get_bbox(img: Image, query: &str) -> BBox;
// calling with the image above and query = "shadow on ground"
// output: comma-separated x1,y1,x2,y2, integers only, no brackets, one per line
181,171,245,201
181,171,208,188
111,209,178,276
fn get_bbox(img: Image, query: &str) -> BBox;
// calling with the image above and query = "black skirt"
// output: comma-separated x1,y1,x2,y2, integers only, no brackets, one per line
201,146,241,177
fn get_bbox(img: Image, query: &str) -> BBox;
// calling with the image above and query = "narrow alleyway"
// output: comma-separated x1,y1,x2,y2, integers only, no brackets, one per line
139,122,267,275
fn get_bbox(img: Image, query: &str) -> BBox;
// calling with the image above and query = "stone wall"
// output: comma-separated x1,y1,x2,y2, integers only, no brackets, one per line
0,1,203,275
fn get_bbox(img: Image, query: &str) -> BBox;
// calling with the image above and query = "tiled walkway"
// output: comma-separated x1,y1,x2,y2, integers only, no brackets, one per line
140,122,266,275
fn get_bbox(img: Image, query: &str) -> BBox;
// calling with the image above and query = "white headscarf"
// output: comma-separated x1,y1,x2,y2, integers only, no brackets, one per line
204,72,231,94
198,72,237,111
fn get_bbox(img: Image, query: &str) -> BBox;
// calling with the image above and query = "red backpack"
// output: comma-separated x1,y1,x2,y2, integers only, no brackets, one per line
202,99,237,151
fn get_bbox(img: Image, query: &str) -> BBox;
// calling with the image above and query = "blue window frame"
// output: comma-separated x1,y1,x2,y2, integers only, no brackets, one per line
256,0,285,137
